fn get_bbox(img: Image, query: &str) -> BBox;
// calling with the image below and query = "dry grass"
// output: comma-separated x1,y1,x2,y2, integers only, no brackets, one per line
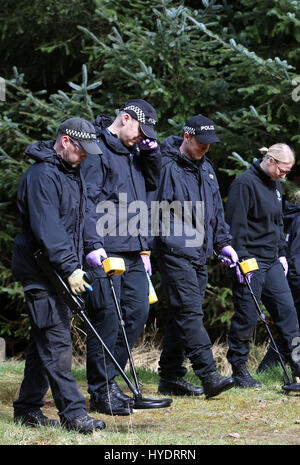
71,318,269,374
129,327,269,376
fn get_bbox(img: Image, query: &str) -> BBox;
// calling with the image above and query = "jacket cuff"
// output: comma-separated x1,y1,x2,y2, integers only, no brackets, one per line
85,243,103,255
140,251,151,256
215,243,231,252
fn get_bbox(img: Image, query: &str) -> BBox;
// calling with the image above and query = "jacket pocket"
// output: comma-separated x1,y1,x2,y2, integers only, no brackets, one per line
25,290,69,328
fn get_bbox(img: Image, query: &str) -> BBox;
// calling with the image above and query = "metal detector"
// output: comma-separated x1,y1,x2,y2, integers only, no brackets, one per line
100,257,173,409
34,251,172,409
237,258,300,394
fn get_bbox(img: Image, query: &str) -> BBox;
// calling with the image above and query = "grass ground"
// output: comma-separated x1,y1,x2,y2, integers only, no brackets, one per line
0,344,299,447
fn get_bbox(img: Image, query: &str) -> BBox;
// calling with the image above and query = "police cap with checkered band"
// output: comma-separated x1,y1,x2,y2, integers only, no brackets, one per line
121,99,157,140
59,117,101,154
184,114,220,144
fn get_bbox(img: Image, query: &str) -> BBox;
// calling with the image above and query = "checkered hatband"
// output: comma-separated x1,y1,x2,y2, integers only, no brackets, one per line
123,105,156,125
65,128,97,140
183,126,196,135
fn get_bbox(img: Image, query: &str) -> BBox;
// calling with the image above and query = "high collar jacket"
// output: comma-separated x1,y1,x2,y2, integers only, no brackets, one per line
81,114,161,254
12,140,88,290
225,160,286,261
153,136,231,265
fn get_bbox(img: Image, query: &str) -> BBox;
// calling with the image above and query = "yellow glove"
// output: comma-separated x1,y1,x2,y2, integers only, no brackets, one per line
67,269,92,295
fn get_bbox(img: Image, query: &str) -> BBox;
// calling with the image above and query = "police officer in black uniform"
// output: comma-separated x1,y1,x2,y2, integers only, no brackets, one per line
12,118,106,433
80,99,161,415
284,191,300,323
257,190,300,372
153,114,236,398
225,144,300,387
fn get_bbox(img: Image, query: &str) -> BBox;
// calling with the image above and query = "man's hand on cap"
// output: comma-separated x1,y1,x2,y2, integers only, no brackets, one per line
139,139,158,151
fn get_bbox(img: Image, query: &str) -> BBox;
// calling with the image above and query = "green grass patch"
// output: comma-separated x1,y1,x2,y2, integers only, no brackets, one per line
0,358,299,446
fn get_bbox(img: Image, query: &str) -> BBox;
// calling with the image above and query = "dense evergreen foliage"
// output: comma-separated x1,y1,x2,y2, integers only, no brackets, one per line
0,0,299,353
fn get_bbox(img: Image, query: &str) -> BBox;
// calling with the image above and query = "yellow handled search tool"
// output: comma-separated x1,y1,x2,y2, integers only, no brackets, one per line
147,273,158,304
238,258,259,274
102,257,126,276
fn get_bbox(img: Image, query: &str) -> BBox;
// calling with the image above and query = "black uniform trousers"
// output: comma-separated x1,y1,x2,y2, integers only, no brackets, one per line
156,253,216,380
288,274,300,323
85,252,149,399
227,259,300,377
13,289,87,420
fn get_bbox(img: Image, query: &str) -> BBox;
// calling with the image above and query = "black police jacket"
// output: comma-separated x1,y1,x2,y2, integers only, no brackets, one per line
12,140,90,290
284,201,300,277
225,160,286,261
153,136,231,265
81,114,161,254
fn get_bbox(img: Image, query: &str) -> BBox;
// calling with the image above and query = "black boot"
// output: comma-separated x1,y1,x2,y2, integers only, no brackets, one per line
61,414,106,434
158,377,204,396
256,346,285,373
257,337,289,374
110,380,135,407
14,409,59,427
90,389,133,416
201,371,235,398
232,364,261,388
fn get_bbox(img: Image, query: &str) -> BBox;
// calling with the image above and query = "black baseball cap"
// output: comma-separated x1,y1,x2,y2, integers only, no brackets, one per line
121,99,157,140
184,114,220,144
59,117,101,154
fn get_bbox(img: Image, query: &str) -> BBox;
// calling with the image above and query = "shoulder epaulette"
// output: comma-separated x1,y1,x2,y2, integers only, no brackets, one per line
204,155,213,167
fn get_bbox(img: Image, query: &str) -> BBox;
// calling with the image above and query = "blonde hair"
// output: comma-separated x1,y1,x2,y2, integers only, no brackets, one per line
259,143,295,164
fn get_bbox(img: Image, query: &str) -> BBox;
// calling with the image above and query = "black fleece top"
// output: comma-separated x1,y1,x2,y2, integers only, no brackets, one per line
225,160,286,261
